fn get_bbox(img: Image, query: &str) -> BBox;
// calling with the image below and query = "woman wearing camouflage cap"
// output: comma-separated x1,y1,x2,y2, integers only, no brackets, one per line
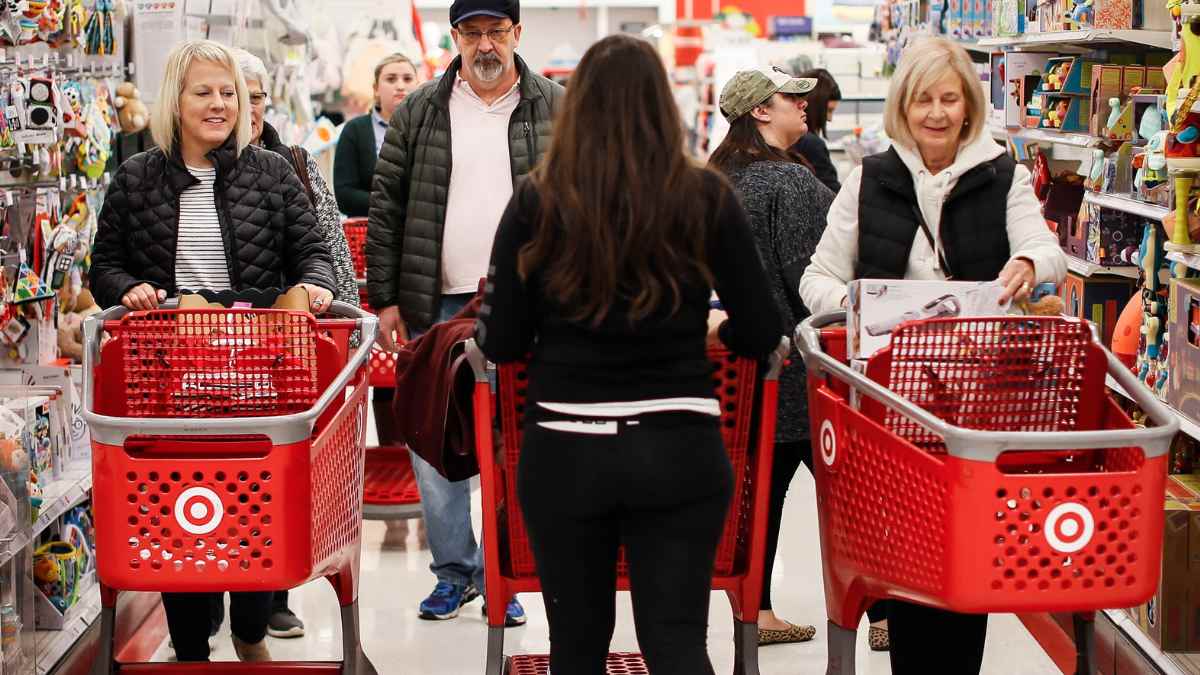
709,67,832,649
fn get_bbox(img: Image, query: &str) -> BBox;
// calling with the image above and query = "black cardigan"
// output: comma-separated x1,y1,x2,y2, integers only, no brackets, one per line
333,113,379,217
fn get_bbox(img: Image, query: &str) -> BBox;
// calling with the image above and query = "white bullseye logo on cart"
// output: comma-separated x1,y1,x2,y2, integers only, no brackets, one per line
174,486,224,536
819,420,837,466
1044,502,1095,554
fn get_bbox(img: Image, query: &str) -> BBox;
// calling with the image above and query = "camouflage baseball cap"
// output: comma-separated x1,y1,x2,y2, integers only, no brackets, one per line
719,67,817,123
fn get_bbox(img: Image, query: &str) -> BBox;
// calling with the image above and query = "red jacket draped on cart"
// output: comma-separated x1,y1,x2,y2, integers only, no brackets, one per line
391,289,484,482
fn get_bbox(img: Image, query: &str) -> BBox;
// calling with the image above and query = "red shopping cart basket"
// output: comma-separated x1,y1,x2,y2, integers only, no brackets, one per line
343,217,420,522
795,312,1178,675
83,299,380,675
465,338,789,675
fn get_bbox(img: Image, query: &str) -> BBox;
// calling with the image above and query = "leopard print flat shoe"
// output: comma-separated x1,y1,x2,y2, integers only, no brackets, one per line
758,622,817,646
869,625,890,651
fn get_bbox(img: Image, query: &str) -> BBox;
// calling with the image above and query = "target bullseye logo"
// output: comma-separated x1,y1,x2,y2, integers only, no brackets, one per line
175,487,224,536
819,420,837,466
1044,502,1095,554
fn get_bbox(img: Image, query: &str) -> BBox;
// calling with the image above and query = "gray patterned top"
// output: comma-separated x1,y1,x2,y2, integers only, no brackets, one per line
727,160,834,442
304,154,360,307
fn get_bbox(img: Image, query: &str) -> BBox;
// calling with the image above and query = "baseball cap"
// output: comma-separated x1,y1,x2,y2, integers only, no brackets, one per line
450,0,520,26
719,67,817,123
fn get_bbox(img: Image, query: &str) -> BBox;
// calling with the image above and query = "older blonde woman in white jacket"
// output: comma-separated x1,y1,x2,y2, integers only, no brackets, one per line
800,37,1066,674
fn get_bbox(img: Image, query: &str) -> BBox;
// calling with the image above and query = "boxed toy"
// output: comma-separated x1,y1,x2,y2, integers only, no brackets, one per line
1130,489,1193,651
1168,277,1200,427
1070,204,1145,266
846,279,1011,359
1060,271,1136,345
1002,53,1054,127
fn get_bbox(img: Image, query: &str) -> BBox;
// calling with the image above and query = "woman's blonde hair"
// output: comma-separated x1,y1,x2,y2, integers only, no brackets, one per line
151,40,252,157
884,37,986,149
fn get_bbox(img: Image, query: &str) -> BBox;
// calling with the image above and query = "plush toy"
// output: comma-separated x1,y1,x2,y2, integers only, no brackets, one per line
1068,0,1093,27
113,82,148,134
1046,109,1062,128
56,287,98,363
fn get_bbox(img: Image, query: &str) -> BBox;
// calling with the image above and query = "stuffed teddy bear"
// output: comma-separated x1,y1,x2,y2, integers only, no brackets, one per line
112,82,148,134
56,287,98,363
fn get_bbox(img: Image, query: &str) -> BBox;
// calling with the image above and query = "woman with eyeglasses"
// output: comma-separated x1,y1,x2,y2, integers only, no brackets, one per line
231,47,359,642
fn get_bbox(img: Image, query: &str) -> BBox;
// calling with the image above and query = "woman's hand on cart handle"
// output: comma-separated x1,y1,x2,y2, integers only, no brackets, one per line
706,309,728,349
298,284,335,315
121,284,166,311
377,305,409,353
997,257,1036,305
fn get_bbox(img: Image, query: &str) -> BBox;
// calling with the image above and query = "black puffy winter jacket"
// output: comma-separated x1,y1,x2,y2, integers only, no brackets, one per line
91,136,336,309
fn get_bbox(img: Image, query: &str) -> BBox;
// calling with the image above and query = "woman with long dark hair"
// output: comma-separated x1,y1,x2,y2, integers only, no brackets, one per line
708,67,833,647
790,67,843,193
477,34,782,675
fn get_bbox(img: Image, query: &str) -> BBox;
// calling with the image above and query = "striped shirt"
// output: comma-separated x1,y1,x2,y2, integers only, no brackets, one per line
175,165,232,292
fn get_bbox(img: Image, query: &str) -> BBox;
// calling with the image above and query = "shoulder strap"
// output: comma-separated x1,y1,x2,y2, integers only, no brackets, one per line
289,146,317,207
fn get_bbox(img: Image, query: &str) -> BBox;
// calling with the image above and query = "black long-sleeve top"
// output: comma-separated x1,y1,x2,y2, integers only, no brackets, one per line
477,171,783,405
792,133,842,194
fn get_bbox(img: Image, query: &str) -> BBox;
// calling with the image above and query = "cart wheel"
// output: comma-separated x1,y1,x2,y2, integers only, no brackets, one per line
825,620,857,675
1073,612,1097,675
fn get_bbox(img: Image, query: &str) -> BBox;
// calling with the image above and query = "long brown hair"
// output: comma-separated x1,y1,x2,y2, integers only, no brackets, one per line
520,34,715,326
708,112,797,175
800,68,842,138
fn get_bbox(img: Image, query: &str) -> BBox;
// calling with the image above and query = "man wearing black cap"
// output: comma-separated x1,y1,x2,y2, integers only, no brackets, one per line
366,0,563,629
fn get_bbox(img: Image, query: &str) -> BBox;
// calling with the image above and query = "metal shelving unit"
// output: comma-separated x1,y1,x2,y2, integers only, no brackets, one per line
1066,255,1140,279
979,28,1174,50
1085,191,1171,221
990,124,1108,148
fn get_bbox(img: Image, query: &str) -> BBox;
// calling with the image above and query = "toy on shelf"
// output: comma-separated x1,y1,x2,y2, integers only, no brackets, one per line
1138,220,1170,395
1067,0,1094,27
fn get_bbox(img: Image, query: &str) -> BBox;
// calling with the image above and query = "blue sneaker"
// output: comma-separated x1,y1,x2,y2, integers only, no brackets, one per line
483,596,527,627
418,581,480,620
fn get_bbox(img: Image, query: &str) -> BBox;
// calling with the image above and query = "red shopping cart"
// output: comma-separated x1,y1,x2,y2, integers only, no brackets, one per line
343,217,422,520
795,312,1178,675
82,299,380,674
465,338,789,675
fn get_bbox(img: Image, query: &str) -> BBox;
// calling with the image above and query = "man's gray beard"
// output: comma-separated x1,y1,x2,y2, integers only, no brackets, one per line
472,54,505,82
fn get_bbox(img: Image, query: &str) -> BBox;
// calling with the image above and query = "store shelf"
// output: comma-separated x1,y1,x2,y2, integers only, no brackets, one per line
1106,375,1200,441
990,124,1107,148
32,458,91,539
1167,250,1200,274
1103,609,1198,675
978,29,1174,50
1066,255,1141,279
1084,191,1171,221
35,580,100,675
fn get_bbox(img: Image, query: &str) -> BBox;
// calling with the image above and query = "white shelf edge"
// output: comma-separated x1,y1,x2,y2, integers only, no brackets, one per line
34,581,101,675
1106,374,1200,441
1166,250,1200,275
31,459,92,540
1084,191,1171,221
979,28,1173,50
990,125,1104,148
1102,608,1192,675
1066,255,1141,279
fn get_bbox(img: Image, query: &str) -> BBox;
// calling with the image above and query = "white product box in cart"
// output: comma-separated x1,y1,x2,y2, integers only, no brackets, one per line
847,279,1012,360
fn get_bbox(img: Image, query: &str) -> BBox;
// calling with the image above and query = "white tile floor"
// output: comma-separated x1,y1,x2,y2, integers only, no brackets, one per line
150,457,1061,674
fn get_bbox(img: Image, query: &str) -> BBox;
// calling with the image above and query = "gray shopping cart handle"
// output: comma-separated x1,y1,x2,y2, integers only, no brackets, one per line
80,300,379,446
794,311,1177,462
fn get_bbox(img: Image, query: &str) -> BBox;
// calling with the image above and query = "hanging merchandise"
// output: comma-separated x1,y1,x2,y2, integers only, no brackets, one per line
82,0,114,55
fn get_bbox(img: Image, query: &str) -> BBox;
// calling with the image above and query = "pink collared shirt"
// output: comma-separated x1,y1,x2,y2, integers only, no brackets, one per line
441,74,523,294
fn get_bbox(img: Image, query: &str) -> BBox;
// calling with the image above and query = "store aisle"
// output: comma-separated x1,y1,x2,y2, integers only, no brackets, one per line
151,459,1061,674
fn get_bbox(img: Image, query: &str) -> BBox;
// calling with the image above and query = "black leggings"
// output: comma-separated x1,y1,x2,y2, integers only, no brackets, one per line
162,591,273,661
888,601,987,673
762,439,888,623
518,411,732,675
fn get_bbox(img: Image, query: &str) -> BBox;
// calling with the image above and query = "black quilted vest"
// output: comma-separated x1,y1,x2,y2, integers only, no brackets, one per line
856,146,1016,281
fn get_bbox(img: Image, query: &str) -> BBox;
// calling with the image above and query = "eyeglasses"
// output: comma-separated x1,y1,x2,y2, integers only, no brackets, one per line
456,25,515,45
249,92,272,107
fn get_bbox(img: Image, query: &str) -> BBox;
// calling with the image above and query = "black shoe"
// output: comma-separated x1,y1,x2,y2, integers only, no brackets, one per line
267,607,305,638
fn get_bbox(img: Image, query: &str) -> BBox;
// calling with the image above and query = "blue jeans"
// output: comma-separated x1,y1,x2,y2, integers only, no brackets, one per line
408,293,486,589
